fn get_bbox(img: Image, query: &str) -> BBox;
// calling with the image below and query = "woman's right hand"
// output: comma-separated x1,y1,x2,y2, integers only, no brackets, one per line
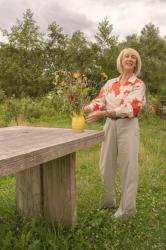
85,110,105,123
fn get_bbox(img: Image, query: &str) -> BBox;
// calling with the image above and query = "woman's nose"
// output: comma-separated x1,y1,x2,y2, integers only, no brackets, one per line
128,56,134,61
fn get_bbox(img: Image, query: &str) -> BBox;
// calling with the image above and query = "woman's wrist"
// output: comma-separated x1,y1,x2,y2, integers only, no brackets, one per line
104,109,117,118
104,110,110,117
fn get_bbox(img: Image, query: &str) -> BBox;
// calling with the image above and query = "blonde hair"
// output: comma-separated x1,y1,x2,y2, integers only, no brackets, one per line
116,48,142,76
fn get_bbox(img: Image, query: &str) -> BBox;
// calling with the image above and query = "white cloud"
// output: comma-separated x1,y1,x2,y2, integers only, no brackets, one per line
0,0,165,41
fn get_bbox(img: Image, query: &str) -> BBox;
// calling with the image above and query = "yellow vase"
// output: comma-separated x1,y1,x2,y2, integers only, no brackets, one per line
72,114,85,132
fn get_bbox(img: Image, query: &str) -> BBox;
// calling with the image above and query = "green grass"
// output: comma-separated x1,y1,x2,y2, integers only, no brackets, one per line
0,114,165,250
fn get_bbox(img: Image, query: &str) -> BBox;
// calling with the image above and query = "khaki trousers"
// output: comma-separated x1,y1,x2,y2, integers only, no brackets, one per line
100,117,140,216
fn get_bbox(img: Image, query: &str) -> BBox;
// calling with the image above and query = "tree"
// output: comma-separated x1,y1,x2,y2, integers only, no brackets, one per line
95,17,117,50
6,8,43,51
45,21,68,73
66,31,92,72
94,18,119,82
0,9,51,97
139,23,166,95
120,34,140,51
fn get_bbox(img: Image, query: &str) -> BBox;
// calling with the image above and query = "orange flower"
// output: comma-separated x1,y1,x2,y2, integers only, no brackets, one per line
131,98,140,116
124,90,131,95
112,82,120,96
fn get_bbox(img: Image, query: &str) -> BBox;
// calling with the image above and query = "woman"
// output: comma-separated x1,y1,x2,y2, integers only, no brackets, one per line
84,48,146,219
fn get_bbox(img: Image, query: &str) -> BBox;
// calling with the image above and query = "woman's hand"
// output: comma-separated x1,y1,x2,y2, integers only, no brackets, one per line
85,109,117,123
86,111,106,124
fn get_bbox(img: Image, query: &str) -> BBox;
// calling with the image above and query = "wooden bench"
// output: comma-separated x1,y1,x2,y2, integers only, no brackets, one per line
0,126,104,224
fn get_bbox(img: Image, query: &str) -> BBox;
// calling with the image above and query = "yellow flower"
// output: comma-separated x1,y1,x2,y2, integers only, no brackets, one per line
73,71,80,79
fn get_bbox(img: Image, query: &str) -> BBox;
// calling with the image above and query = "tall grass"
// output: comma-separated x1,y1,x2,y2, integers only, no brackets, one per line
0,114,165,250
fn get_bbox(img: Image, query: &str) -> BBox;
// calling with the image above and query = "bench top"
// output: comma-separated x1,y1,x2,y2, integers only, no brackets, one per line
0,126,104,177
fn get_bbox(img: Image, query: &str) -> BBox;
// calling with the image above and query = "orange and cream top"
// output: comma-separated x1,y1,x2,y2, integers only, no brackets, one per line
88,74,146,118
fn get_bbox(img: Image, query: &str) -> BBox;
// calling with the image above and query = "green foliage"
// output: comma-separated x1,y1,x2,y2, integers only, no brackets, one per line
0,9,52,98
0,96,58,126
95,17,117,50
7,9,43,50
0,89,6,103
67,31,92,72
5,97,23,125
139,23,166,95
0,10,166,100
94,17,119,84
45,21,69,74
0,103,11,127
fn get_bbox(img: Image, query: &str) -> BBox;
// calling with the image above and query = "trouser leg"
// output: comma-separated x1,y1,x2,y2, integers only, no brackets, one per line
99,119,117,207
116,118,140,217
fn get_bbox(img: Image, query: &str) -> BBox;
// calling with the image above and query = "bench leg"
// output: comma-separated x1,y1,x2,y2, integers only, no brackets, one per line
16,153,77,224
42,153,77,225
16,165,42,218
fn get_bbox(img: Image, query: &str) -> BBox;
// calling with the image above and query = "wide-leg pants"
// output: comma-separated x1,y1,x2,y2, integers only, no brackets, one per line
100,117,140,216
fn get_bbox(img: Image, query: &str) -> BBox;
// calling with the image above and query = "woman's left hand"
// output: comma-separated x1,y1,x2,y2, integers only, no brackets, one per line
86,111,105,124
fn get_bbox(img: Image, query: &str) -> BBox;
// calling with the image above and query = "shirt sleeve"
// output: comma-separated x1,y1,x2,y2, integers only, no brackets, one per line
114,81,146,118
87,82,109,111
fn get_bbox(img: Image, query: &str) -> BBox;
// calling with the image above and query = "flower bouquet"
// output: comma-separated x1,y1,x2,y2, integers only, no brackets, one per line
68,71,90,132
54,70,90,132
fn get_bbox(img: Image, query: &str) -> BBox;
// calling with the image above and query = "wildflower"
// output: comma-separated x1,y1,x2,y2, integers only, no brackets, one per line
73,71,80,79
68,94,76,102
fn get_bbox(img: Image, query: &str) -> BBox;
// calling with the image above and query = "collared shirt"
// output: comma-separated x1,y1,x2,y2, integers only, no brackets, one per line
88,74,146,118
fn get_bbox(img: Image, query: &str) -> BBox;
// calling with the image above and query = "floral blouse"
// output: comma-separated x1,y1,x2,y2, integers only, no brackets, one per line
88,74,146,118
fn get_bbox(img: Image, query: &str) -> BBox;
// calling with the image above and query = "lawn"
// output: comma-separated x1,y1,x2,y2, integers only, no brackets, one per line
0,114,165,250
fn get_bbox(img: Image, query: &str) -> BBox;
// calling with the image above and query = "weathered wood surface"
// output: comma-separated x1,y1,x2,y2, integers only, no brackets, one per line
0,126,104,177
16,153,77,224
42,153,76,224
16,165,42,217
1,126,104,224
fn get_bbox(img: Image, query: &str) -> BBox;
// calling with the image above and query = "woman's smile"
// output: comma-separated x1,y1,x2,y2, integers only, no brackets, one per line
122,52,137,72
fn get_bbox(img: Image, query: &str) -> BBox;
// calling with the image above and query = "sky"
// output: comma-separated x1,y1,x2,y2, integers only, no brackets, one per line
0,0,165,42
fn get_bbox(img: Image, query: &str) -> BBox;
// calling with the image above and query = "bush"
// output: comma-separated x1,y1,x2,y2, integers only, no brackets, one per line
0,89,6,103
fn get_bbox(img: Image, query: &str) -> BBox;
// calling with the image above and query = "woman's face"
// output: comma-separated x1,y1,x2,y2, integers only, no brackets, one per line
121,51,137,73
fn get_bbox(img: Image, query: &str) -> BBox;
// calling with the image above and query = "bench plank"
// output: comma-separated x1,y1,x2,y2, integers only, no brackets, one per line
0,126,104,177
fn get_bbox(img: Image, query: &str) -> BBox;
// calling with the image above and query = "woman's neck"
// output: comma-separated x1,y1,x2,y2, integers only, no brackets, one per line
120,72,133,85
